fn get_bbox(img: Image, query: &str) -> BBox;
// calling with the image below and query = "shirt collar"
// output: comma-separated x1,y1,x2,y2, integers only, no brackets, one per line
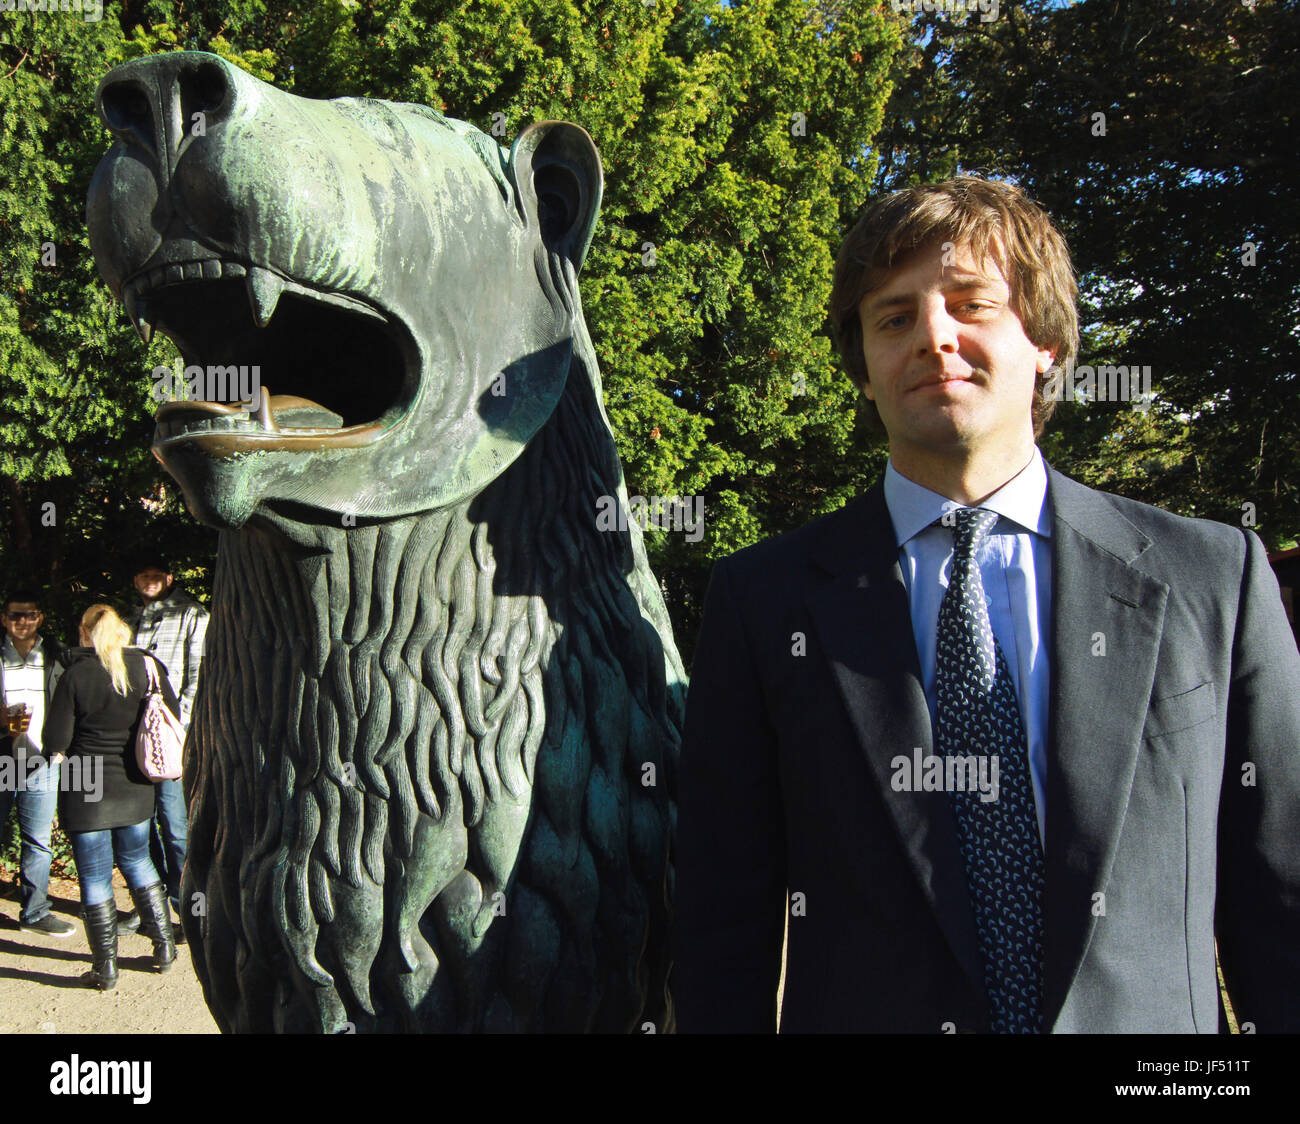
883,448,1051,549
1,635,43,663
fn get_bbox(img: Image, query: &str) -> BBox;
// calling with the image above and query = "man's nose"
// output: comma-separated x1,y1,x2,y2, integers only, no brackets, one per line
914,299,960,356
96,52,239,185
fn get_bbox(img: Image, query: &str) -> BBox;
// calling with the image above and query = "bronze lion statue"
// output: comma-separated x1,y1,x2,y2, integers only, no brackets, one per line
86,51,685,1033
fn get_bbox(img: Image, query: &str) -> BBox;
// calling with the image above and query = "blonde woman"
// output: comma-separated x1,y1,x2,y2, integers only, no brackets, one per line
43,604,180,990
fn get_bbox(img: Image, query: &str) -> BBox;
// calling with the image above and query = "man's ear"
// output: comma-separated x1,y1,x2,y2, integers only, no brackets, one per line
507,121,603,274
1035,347,1055,374
860,351,875,401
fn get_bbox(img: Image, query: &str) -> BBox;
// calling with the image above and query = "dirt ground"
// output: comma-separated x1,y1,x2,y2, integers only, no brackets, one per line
0,869,218,1034
1,867,785,1034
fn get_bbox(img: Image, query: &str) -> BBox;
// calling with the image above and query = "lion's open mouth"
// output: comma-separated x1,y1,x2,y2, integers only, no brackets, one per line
127,257,411,451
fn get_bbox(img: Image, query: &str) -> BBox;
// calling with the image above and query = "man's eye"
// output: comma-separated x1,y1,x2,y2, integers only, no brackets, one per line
881,314,908,329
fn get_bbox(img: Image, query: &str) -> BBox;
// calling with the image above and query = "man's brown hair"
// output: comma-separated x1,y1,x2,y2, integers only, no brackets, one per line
828,175,1079,436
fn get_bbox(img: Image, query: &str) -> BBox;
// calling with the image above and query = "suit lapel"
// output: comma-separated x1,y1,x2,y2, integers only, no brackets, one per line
1040,468,1169,1027
806,482,986,996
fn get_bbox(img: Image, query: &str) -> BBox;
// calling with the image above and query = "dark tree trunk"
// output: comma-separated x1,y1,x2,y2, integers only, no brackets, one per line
4,474,37,584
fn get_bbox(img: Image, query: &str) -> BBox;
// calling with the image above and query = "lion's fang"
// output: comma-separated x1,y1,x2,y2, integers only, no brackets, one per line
255,386,280,432
246,267,284,328
124,289,154,344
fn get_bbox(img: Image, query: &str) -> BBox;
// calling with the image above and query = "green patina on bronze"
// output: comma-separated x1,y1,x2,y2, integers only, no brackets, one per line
88,51,684,1033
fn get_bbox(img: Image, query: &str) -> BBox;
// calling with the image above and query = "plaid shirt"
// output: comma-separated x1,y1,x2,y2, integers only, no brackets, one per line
127,584,209,730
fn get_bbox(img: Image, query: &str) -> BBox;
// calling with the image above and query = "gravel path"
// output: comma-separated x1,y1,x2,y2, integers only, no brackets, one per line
0,871,218,1034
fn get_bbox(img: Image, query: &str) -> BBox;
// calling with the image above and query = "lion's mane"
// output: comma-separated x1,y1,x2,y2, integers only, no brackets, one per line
183,344,684,1033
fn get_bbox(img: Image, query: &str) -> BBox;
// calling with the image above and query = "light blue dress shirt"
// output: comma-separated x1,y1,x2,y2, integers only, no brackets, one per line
882,450,1052,842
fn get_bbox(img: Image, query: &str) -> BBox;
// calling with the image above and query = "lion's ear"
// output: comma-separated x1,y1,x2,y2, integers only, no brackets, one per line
508,121,603,273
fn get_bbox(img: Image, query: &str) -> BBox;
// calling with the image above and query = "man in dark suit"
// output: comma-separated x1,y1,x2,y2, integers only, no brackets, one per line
672,176,1300,1033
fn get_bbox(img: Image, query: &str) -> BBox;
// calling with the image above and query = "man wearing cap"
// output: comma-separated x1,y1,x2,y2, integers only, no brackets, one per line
122,556,209,937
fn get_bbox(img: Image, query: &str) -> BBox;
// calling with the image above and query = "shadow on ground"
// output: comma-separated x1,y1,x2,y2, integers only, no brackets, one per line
0,871,218,1034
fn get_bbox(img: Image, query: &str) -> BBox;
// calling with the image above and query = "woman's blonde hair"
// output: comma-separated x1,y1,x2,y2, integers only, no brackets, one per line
80,604,133,697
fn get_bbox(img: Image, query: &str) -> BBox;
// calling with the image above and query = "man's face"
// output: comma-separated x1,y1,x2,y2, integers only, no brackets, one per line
134,568,173,601
857,240,1054,465
2,602,43,644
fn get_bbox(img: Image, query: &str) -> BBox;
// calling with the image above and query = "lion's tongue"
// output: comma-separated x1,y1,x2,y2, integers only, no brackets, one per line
268,394,344,430
155,390,345,433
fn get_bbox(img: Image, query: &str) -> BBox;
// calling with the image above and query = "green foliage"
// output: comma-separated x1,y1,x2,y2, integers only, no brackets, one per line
1,0,902,664
4,0,1288,675
872,0,1300,550
0,6,216,638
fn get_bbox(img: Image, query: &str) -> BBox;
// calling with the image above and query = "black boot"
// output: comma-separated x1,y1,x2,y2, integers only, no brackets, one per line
129,882,176,972
118,909,141,933
81,900,118,990
169,897,186,945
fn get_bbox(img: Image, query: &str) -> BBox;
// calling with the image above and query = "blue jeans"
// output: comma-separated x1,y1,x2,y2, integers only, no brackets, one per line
68,819,158,908
0,754,60,924
150,777,188,912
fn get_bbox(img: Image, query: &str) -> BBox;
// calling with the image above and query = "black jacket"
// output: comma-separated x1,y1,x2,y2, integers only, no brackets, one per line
43,647,180,832
673,469,1300,1033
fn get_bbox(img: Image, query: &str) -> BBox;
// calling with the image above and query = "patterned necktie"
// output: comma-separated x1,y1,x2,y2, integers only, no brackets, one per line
934,507,1045,1033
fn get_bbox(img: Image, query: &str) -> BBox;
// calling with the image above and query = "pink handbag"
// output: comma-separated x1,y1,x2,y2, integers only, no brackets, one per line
134,656,185,781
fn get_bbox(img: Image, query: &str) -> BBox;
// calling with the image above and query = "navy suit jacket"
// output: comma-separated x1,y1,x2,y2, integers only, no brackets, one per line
672,467,1300,1032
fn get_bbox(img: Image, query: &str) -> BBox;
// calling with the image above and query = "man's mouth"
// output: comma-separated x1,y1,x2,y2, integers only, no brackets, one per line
912,369,980,392
122,256,413,453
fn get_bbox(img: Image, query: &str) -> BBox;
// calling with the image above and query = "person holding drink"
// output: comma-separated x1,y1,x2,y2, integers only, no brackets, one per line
0,590,75,937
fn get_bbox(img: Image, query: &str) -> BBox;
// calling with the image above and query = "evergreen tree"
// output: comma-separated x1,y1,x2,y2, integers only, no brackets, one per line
872,0,1300,549
1,0,904,663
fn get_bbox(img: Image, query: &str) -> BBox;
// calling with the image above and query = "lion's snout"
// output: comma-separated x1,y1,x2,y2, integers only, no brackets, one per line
98,52,236,176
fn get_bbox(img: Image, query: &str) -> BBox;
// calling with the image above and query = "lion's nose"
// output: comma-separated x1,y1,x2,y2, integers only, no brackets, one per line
96,52,236,178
